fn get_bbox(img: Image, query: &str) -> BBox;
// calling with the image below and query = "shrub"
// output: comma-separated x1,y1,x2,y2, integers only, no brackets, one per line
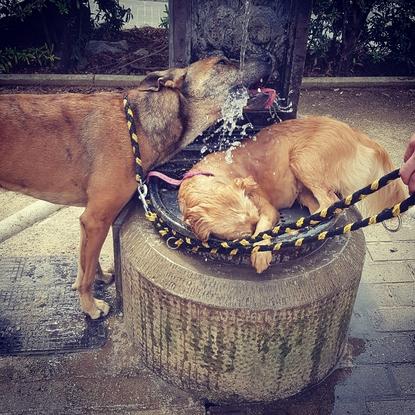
306,0,415,76
0,0,131,72
0,44,58,73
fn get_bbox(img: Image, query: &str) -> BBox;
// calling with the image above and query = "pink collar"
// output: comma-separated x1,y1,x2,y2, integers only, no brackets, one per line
146,170,214,186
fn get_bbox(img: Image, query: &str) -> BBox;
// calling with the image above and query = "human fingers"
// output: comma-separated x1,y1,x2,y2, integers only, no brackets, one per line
404,134,415,162
408,172,415,194
400,153,415,184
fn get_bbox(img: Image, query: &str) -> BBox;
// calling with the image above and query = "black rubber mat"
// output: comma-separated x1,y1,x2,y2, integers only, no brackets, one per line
0,256,111,356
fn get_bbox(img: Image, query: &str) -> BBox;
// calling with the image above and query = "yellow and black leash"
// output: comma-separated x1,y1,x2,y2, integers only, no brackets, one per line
124,97,415,256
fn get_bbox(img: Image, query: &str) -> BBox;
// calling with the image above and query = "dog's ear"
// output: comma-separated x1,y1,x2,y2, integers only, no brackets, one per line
234,176,258,194
138,68,187,92
162,71,186,89
138,73,162,91
184,206,211,241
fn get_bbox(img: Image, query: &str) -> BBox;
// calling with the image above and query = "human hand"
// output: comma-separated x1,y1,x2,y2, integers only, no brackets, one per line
400,133,415,194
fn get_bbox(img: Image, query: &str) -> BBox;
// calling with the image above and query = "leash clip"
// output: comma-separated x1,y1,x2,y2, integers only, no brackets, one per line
137,183,149,213
382,215,402,233
166,237,180,250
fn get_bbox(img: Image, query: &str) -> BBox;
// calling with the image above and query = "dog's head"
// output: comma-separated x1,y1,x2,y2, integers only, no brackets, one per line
178,55,271,104
137,55,271,103
178,175,260,241
131,55,271,168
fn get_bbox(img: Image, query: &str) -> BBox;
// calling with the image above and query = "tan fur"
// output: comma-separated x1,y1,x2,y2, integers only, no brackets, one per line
179,116,406,273
0,55,271,318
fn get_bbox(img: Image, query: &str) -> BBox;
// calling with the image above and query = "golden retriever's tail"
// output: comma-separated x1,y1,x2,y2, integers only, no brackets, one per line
339,134,407,218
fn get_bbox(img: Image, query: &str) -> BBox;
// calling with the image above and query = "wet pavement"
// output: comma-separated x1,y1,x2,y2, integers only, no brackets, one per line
0,87,415,414
0,256,109,356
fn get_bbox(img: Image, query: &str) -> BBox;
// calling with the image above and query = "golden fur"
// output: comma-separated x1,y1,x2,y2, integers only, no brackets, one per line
179,116,406,273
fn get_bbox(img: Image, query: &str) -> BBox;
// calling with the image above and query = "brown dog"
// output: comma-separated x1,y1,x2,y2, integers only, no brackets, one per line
0,55,271,318
179,116,406,273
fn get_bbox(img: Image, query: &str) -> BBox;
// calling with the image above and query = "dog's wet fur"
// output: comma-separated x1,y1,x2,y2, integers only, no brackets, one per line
179,116,406,274
0,55,271,319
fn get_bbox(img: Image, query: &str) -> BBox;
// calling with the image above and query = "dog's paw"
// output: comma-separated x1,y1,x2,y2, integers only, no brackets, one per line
93,298,110,318
251,251,272,274
72,275,81,291
82,298,110,320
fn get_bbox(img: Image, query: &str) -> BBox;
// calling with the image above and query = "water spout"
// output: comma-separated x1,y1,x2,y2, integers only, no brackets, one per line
239,0,252,72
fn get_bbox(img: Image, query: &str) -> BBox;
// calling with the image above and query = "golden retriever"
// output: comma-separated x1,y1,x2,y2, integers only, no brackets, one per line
179,116,406,273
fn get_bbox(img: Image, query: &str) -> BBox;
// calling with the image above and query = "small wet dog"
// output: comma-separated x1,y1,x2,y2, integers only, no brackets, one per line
179,116,406,273
0,55,271,318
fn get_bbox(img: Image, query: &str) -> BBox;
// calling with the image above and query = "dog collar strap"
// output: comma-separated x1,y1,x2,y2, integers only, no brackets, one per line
147,170,214,186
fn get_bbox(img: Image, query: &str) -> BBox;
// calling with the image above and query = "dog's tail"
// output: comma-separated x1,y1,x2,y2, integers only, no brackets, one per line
339,133,407,218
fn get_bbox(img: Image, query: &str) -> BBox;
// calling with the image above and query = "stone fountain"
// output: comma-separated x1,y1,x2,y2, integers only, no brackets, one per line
113,0,366,403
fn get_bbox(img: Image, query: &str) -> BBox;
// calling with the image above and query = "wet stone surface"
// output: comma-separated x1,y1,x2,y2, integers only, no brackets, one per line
0,256,110,355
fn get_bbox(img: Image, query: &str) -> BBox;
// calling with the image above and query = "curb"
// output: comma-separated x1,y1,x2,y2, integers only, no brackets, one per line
302,76,415,89
0,73,144,88
0,201,64,243
1,74,415,89
94,74,144,87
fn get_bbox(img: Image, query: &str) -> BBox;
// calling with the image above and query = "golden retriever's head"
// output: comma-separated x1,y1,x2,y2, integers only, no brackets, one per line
178,176,260,241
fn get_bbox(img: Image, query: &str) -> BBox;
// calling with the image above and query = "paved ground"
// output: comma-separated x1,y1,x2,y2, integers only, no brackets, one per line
0,87,414,414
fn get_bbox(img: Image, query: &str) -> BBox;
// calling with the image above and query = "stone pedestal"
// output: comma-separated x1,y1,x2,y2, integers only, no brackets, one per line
114,2,363,402
118,207,365,402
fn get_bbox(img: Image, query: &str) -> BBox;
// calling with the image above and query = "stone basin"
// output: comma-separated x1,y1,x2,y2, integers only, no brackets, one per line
117,205,365,403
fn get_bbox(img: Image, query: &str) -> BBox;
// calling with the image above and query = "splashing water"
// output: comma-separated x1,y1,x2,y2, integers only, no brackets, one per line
225,140,242,164
220,86,249,137
219,87,249,163
230,0,252,154
199,86,252,162
218,86,251,161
